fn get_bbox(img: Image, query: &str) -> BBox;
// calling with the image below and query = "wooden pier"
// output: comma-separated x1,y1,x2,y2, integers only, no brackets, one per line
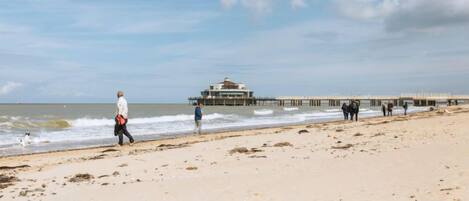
189,93,469,107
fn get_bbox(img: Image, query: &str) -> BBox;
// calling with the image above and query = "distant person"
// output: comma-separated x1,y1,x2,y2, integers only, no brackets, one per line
114,91,134,146
194,102,203,134
403,102,409,115
381,104,387,117
387,102,394,116
341,103,349,120
19,131,32,147
349,101,359,122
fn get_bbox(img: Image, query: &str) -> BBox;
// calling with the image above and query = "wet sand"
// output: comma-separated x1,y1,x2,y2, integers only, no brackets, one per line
1,105,468,201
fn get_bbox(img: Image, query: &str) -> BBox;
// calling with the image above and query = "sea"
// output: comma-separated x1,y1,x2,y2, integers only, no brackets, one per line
0,103,429,156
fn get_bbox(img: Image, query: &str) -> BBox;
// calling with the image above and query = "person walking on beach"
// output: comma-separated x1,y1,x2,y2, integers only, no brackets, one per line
349,101,359,122
114,91,134,146
403,102,409,115
382,104,387,117
341,103,349,120
194,102,203,134
387,102,394,116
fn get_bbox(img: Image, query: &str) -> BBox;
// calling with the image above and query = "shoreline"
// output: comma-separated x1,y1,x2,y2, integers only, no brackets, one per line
1,105,468,201
0,108,427,159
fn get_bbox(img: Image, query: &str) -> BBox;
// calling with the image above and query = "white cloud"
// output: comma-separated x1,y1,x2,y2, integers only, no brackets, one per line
221,0,238,9
334,0,398,20
220,0,307,15
335,0,469,32
240,0,274,16
0,82,23,95
291,0,308,9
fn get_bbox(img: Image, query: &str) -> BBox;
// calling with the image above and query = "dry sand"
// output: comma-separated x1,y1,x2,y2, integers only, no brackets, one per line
1,106,468,201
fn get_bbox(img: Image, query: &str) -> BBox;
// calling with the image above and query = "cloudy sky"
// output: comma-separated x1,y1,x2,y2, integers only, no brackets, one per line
1,0,469,103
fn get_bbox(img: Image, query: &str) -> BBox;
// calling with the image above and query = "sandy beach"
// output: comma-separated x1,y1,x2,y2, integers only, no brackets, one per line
1,105,468,201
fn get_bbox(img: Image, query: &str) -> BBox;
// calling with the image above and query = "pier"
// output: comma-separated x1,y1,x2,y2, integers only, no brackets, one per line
189,93,469,107
190,78,469,107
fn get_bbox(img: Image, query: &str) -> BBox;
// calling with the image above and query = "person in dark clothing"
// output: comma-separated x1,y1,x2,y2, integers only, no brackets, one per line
381,104,387,117
403,102,408,115
114,91,134,146
387,102,394,116
348,103,354,121
341,103,349,120
349,101,359,121
194,102,203,134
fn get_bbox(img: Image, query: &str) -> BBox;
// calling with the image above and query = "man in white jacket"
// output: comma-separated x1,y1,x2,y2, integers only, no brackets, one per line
115,91,134,146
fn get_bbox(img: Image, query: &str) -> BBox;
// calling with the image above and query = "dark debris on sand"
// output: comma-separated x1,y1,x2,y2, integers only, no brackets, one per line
298,129,309,134
186,166,198,171
101,148,119,153
229,147,264,155
0,174,19,189
273,142,293,147
331,144,353,150
68,173,95,183
0,165,31,170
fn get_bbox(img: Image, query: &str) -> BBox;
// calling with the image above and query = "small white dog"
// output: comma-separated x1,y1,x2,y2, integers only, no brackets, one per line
19,132,32,147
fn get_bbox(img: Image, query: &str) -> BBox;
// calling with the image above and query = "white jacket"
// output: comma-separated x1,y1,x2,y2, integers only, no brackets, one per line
116,97,128,119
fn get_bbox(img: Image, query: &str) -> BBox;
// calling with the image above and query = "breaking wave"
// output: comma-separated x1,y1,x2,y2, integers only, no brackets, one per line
254,109,274,116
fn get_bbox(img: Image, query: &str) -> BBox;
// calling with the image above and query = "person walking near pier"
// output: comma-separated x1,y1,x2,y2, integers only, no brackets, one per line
114,91,134,146
403,102,408,115
194,102,203,134
382,104,387,117
387,102,394,116
341,103,349,120
349,101,359,122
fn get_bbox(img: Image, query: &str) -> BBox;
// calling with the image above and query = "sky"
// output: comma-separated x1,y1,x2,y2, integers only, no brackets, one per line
1,0,469,103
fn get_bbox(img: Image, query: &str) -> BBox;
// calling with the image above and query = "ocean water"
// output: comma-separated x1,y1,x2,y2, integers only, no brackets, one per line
0,104,429,156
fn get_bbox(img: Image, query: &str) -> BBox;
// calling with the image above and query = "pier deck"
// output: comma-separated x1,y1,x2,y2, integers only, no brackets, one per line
189,94,469,107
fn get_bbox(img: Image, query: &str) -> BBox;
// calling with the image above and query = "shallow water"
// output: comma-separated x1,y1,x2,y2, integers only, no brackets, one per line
0,103,428,156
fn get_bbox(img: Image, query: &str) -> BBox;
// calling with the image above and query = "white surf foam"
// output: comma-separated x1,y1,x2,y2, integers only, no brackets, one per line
254,109,274,116
283,107,299,111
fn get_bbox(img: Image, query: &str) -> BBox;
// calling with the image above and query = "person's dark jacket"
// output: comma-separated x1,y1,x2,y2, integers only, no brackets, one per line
341,103,348,113
351,102,359,114
387,103,393,112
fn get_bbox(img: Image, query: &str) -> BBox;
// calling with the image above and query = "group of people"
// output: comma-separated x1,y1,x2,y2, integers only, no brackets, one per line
381,102,409,117
115,92,413,146
341,101,360,122
114,91,203,146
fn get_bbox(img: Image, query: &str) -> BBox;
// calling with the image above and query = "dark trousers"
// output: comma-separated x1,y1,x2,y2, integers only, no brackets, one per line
115,118,134,145
343,112,349,120
350,112,358,121
388,111,393,116
382,110,386,116
404,109,407,115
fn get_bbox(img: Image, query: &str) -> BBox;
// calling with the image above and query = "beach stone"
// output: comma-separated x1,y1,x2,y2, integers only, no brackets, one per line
298,129,309,134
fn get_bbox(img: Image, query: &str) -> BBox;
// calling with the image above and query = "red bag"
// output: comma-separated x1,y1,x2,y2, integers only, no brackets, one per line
115,115,126,125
